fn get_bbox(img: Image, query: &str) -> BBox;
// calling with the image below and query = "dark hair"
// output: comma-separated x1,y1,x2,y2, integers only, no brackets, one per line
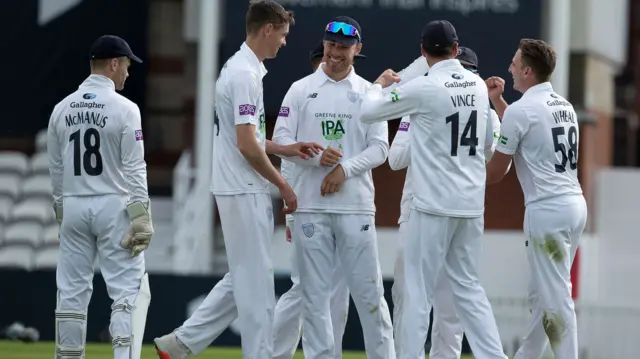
246,0,295,35
518,38,556,82
423,45,455,58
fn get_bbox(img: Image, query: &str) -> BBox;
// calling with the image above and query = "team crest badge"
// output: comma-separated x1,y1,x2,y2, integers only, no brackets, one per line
302,223,314,238
347,90,361,104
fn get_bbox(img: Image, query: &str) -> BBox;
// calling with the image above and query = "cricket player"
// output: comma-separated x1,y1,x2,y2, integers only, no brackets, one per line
360,20,507,359
272,40,359,359
389,46,503,359
485,39,587,359
154,2,323,359
47,35,151,359
273,16,398,359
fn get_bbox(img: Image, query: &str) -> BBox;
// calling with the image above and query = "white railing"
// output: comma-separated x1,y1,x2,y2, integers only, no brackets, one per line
172,150,193,221
577,304,640,359
169,0,221,275
171,149,215,274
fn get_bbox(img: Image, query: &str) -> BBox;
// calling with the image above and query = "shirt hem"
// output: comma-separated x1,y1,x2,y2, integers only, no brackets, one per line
210,188,270,195
296,207,376,215
412,205,483,218
62,192,126,198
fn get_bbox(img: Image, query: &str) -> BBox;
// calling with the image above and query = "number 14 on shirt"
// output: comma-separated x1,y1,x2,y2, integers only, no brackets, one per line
446,110,478,157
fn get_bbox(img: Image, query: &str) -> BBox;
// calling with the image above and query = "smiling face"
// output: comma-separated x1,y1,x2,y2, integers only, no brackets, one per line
508,49,528,92
322,40,361,75
263,23,290,59
508,39,557,93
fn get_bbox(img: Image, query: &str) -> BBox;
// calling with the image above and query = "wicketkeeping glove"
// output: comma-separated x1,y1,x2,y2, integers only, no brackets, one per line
121,201,154,257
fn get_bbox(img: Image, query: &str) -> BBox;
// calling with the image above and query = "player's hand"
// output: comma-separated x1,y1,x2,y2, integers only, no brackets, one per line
282,142,324,160
121,202,154,257
279,182,298,214
374,69,401,88
320,147,342,167
485,76,505,101
285,226,292,242
321,165,346,196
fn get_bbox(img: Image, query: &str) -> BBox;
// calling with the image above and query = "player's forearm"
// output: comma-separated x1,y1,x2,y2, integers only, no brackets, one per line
239,142,287,188
340,142,388,179
388,143,410,170
484,147,496,162
48,159,64,206
491,96,509,120
265,140,286,156
383,56,429,95
124,165,150,205
271,135,321,167
486,152,513,185
47,126,64,207
50,170,63,207
361,85,414,125
360,85,390,124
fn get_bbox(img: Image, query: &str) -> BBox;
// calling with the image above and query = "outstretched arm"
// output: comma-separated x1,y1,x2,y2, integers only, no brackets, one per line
360,71,425,124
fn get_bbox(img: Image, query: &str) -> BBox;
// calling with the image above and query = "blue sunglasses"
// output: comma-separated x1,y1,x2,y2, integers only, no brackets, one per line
325,22,361,41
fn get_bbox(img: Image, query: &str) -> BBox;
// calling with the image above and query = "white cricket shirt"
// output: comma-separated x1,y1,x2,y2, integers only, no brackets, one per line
47,75,148,207
361,59,494,218
273,65,389,215
391,109,501,223
210,42,269,195
495,82,582,205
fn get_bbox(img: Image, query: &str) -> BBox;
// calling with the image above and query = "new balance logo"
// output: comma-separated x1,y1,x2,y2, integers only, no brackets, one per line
360,224,370,231
307,93,318,99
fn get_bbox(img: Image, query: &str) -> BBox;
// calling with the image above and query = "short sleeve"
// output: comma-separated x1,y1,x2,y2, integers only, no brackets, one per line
230,71,262,126
495,105,528,155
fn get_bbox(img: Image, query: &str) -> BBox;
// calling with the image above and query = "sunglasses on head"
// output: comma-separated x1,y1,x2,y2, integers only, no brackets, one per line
325,22,361,41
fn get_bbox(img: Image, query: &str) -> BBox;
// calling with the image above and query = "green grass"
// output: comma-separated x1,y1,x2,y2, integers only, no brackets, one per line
0,340,476,358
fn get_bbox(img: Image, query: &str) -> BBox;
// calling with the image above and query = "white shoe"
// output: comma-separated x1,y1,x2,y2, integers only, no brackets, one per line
154,332,191,359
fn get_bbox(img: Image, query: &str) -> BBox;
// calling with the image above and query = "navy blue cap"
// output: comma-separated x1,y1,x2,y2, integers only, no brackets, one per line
323,16,362,46
421,20,458,50
310,40,366,61
456,46,478,69
90,35,142,63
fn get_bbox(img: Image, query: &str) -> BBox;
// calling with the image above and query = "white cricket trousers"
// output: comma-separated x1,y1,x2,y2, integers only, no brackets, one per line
273,218,350,359
175,193,275,358
57,195,146,359
294,212,395,359
399,209,507,359
514,195,587,359
392,221,463,359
